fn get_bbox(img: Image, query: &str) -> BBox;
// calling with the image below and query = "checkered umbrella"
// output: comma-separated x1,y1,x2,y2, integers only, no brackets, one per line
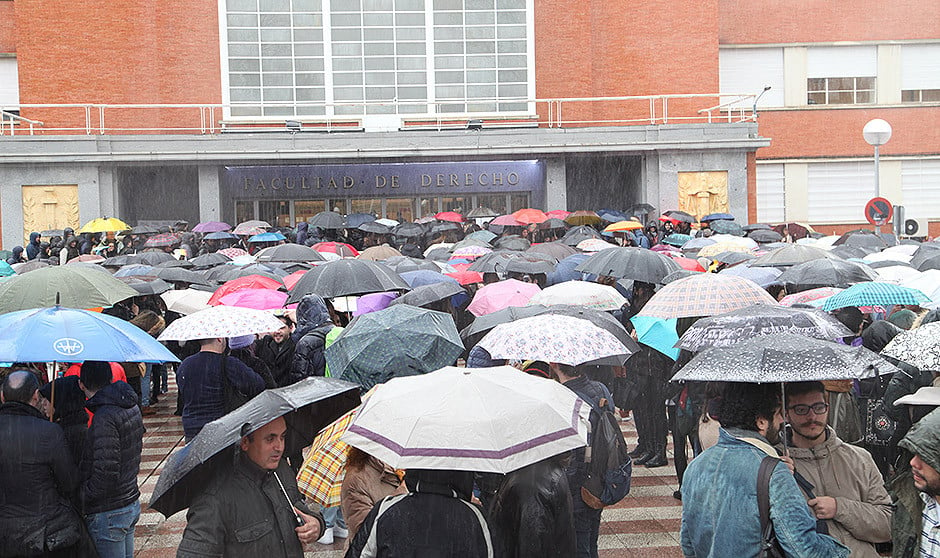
882,322,940,372
821,282,929,311
296,407,358,507
637,273,778,319
325,305,464,390
144,233,181,248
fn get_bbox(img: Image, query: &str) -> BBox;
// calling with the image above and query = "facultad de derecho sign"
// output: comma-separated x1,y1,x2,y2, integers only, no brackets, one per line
223,161,545,200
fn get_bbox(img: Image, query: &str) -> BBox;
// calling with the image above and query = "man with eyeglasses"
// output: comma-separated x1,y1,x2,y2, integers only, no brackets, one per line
780,381,892,558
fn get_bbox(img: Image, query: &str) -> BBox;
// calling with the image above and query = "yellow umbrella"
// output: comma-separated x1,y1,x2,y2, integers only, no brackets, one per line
604,220,643,232
77,217,130,233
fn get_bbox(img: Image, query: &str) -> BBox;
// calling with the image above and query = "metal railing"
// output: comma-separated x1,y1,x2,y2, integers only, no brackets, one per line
0,93,759,136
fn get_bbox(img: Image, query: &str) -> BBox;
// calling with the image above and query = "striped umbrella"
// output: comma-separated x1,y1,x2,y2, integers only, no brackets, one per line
821,282,930,311
637,273,777,319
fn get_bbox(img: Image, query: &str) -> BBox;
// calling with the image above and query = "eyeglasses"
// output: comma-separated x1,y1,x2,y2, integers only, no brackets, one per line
788,402,829,416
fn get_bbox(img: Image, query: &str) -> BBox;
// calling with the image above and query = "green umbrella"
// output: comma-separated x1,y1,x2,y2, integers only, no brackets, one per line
0,266,139,313
326,305,464,390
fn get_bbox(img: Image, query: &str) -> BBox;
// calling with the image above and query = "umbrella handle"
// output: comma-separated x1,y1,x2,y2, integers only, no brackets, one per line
273,471,305,526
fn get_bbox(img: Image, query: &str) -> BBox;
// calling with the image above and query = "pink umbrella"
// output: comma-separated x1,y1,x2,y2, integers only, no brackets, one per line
546,210,571,220
490,215,524,227
779,287,843,307
218,247,249,259
467,279,541,317
218,288,290,310
193,221,232,233
452,245,493,259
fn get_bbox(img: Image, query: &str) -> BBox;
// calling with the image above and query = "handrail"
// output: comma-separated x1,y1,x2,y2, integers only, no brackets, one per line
2,93,760,136
0,110,44,136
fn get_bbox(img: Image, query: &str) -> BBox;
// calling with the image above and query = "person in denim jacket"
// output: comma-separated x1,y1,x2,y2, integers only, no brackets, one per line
680,383,849,558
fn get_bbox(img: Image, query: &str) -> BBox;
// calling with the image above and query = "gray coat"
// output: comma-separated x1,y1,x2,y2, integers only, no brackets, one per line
177,453,325,558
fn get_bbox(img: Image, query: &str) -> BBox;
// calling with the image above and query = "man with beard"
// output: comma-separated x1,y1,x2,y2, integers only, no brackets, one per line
779,382,891,557
680,382,848,557
891,408,940,557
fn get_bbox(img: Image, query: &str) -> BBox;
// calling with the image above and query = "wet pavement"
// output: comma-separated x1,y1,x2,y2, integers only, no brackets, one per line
134,378,684,557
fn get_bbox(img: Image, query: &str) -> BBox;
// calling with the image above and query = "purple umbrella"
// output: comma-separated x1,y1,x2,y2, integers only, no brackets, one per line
193,221,232,233
353,292,399,316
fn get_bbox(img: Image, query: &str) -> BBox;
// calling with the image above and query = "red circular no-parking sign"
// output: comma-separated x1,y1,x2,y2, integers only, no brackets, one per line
864,197,893,226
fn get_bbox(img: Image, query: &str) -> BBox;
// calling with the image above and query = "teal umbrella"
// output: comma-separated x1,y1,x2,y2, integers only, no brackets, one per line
821,282,929,312
0,261,14,277
326,305,464,390
630,315,679,360
0,266,138,313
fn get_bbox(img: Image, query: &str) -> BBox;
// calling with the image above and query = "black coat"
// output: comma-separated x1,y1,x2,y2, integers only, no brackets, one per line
40,376,89,467
177,453,324,558
488,456,576,558
257,335,297,387
80,381,144,515
0,401,83,556
346,469,492,558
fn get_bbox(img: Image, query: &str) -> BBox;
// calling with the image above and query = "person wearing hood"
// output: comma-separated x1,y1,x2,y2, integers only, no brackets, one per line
777,382,892,558
891,407,940,558
25,231,42,260
258,314,297,387
39,375,90,467
6,245,25,265
60,235,81,265
296,221,309,246
290,294,336,385
345,468,492,557
228,334,277,388
78,360,144,558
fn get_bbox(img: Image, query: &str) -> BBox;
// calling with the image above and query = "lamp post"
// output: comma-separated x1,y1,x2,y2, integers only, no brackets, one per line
863,118,892,232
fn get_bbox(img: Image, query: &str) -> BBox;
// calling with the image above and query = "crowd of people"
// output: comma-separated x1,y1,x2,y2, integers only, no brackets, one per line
3,207,940,558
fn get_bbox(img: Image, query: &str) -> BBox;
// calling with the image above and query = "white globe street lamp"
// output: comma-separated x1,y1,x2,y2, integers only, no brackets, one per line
863,119,892,232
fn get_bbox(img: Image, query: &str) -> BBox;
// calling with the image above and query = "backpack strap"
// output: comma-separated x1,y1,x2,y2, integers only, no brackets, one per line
360,493,409,558
757,456,778,555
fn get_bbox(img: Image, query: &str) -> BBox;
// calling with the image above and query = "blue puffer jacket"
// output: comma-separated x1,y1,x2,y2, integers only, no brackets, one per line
81,381,144,515
680,427,849,558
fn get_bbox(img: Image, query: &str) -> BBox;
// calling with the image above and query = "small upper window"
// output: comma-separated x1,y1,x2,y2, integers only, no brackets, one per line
901,89,940,103
807,77,876,105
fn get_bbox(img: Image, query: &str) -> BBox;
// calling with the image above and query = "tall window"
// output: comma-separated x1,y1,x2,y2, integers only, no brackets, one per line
806,161,875,223
755,164,785,223
806,46,876,106
901,44,940,104
222,0,532,118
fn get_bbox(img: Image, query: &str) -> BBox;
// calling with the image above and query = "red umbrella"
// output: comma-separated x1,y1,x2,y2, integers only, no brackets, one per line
313,242,360,258
283,269,307,291
435,211,464,223
208,274,284,305
490,215,524,227
669,256,707,272
512,208,549,224
445,270,484,285
545,210,571,220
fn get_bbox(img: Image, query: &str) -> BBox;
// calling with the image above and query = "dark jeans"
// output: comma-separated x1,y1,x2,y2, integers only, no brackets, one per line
573,505,602,558
634,377,668,453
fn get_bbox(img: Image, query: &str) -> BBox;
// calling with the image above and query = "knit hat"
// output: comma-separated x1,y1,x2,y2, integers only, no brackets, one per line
228,334,255,350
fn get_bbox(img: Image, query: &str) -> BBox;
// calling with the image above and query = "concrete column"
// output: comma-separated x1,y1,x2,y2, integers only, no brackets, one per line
544,158,567,210
784,47,808,107
198,165,221,223
877,45,902,104
783,163,809,221
879,160,903,204
97,166,117,218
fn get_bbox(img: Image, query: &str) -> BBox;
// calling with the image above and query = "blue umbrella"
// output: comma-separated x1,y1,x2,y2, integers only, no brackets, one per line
346,213,377,228
719,264,783,288
701,213,735,222
598,210,628,223
663,233,693,247
248,232,286,243
0,306,180,363
548,254,592,285
114,264,155,277
467,230,498,243
400,270,456,288
821,282,930,312
630,315,679,360
204,231,238,240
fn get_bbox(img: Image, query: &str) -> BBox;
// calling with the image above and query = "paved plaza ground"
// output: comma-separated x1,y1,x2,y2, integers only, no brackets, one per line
134,379,684,557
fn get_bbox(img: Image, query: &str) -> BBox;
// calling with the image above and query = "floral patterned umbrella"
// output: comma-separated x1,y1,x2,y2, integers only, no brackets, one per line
478,314,634,366
672,333,898,383
779,286,843,307
881,322,940,371
157,305,286,341
527,281,626,311
637,273,777,319
218,247,249,259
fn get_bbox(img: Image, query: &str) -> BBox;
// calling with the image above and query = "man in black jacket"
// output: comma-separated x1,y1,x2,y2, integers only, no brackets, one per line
79,361,144,558
0,371,85,557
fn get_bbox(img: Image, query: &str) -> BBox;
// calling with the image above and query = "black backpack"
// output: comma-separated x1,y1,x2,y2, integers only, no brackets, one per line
581,396,633,509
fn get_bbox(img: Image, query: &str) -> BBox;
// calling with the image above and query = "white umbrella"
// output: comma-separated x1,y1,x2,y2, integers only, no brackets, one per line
527,280,627,311
863,251,913,264
160,288,213,315
341,366,590,473
158,305,285,341
875,265,921,283
375,218,399,227
903,269,940,306
478,314,632,365
881,322,940,372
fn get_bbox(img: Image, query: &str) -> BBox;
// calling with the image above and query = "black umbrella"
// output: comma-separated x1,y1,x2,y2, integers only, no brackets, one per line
867,259,913,269
154,259,194,269
713,251,758,265
661,269,700,284
911,243,940,268
494,235,531,251
130,225,161,235
451,238,493,251
747,229,783,243
149,377,361,518
425,248,453,262
393,222,425,238
664,210,696,223
116,275,173,296
708,220,744,236
829,245,871,260
102,255,144,267
575,247,681,283
255,244,325,263
749,244,841,268
917,253,940,272
385,256,440,273
833,230,888,249
776,258,877,289
468,251,554,274
561,226,603,246
627,203,656,217
527,242,576,261
190,252,232,268
358,221,392,235
389,281,465,309
137,251,178,266
152,267,211,285
742,223,772,232
430,222,461,236
466,207,500,219
308,211,346,230
506,259,555,275
537,218,568,230
287,259,409,302
676,305,853,352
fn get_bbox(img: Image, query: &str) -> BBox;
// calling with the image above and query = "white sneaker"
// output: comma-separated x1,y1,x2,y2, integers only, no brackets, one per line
317,527,334,545
333,526,349,539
